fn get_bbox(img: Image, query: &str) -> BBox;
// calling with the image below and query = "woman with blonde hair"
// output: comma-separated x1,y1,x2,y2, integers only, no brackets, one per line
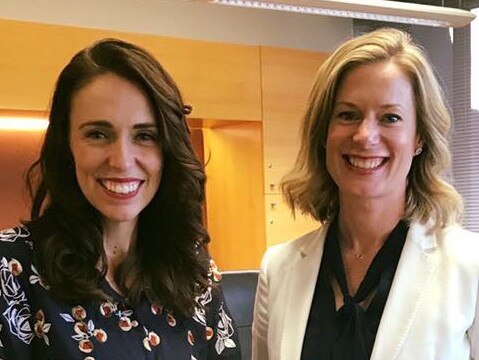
252,28,479,360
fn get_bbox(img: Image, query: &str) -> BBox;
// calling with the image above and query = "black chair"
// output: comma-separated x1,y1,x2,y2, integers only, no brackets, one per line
221,270,259,360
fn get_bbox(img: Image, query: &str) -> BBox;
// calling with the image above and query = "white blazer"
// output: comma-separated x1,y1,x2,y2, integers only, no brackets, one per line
252,221,479,360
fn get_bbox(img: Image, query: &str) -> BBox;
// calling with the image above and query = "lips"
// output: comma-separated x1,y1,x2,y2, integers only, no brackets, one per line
345,155,388,170
98,179,143,195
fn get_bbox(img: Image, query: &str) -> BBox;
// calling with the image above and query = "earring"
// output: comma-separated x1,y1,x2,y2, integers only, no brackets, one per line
414,148,423,156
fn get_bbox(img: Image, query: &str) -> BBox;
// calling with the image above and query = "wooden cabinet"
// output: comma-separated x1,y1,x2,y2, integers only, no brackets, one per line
203,121,265,270
260,46,328,248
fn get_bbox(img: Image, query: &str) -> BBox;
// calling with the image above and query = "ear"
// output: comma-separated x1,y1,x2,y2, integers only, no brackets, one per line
414,134,423,152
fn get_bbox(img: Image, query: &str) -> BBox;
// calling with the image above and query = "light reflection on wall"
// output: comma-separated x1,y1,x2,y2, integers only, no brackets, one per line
0,117,48,131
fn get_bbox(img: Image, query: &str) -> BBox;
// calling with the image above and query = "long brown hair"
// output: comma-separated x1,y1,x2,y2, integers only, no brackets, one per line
26,38,210,315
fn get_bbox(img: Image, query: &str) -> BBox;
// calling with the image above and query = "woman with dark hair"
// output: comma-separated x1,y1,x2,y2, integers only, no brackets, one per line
0,38,240,359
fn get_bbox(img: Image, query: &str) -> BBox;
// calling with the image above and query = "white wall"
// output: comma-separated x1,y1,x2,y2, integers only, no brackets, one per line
0,0,352,52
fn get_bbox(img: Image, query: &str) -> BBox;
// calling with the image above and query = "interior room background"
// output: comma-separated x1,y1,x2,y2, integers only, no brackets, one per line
0,0,477,270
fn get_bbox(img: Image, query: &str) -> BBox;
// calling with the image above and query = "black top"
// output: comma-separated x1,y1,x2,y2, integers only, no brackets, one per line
301,218,408,360
0,226,241,360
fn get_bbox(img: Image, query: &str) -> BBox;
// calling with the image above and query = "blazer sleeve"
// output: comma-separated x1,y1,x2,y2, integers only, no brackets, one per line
467,284,479,359
252,248,272,360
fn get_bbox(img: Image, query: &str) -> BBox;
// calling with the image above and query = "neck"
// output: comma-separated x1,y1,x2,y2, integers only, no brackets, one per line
337,192,405,253
102,219,137,272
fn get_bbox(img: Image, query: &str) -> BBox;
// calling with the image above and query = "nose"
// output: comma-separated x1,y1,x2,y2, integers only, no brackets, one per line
108,137,134,170
352,116,380,147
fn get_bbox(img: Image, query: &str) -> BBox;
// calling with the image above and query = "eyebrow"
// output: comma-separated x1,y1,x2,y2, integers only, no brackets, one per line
78,120,157,130
334,101,405,111
334,101,356,108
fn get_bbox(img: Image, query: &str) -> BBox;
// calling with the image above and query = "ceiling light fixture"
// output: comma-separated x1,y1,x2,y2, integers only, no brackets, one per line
200,0,475,28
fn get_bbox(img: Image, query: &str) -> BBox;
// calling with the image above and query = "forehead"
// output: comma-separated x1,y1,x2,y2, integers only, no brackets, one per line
335,61,414,105
69,73,155,127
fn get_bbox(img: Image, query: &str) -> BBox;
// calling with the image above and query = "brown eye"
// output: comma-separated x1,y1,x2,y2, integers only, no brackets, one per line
135,132,157,142
382,113,402,124
85,130,108,139
337,111,359,121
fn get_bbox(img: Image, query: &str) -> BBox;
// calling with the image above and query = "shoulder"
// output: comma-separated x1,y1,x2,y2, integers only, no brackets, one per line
0,225,36,280
260,225,325,276
0,225,34,260
409,221,479,273
0,226,36,290
439,223,479,242
436,223,479,265
196,259,227,308
201,259,242,310
0,227,36,328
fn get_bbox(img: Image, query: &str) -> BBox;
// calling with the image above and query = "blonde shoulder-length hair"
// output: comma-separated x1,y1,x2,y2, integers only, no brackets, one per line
281,28,462,231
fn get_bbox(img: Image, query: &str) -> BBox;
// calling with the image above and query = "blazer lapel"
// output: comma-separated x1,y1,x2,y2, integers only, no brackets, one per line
370,222,439,360
280,225,327,360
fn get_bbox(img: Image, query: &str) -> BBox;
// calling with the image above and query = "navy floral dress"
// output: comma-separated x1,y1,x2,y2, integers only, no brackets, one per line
0,227,241,360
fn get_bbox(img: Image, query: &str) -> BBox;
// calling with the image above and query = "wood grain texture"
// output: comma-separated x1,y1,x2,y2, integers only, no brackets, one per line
203,122,265,270
261,46,328,194
0,129,44,229
0,19,262,121
264,194,319,248
260,46,328,247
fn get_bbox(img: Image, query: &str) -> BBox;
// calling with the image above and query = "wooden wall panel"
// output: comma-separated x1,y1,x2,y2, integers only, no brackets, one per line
0,129,44,229
260,46,328,246
264,194,319,248
203,122,265,270
261,46,329,193
0,19,262,121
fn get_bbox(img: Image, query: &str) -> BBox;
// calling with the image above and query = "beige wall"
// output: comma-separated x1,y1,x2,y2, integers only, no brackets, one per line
0,0,352,52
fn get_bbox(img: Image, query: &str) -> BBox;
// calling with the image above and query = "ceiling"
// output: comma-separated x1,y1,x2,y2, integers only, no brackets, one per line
394,0,477,8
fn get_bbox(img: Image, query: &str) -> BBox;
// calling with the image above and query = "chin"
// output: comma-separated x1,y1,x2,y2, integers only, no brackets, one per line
99,208,142,224
342,186,385,199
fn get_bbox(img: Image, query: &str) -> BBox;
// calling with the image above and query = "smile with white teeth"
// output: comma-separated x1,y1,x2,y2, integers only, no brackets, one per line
100,180,141,194
346,156,386,170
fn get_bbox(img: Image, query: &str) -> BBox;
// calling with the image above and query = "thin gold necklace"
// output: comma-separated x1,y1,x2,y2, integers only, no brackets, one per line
341,242,384,260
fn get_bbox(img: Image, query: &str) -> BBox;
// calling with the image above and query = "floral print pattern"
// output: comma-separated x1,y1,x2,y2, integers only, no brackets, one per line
0,256,34,345
142,327,160,351
193,286,212,326
60,305,108,354
33,309,51,345
29,264,49,290
215,305,237,355
99,300,139,331
0,227,240,359
0,226,30,243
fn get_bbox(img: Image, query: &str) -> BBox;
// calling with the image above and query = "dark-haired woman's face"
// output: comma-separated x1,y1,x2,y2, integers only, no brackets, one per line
69,73,163,227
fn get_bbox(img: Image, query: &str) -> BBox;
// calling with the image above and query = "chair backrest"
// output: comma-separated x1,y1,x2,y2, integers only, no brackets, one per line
221,270,259,360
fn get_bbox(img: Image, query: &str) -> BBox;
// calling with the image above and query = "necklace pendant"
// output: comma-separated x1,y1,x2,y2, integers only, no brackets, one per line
355,253,363,259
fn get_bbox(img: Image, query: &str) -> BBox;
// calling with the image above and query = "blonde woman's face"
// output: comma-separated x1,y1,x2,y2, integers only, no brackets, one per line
325,61,421,202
